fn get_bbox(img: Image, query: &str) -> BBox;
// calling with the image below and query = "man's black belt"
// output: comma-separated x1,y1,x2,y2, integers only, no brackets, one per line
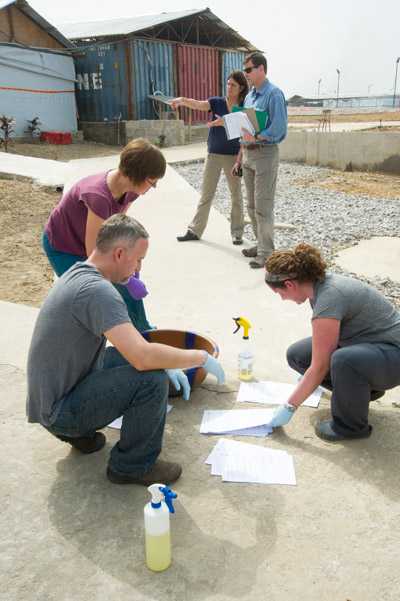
242,144,267,150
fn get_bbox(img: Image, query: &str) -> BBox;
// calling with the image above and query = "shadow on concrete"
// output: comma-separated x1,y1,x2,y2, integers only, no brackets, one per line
47,389,283,598
199,239,252,262
274,406,400,503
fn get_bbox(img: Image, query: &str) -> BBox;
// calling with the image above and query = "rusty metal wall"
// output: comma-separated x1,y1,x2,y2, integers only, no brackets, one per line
73,42,130,122
176,44,220,123
131,39,175,120
221,50,246,92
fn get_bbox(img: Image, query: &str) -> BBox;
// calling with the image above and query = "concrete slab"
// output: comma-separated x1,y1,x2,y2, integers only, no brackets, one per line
289,121,400,132
2,160,400,601
336,237,400,282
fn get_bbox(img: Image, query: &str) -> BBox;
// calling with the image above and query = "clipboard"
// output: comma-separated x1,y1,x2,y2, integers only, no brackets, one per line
232,106,268,133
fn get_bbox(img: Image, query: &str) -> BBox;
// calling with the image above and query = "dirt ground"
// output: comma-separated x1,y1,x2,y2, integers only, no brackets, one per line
295,170,400,198
0,138,399,308
0,141,122,307
289,110,400,123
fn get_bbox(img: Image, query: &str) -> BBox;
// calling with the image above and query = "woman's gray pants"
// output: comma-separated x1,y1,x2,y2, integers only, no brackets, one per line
287,337,400,436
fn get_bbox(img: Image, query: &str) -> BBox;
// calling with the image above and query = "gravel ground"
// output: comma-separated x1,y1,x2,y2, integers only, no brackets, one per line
175,160,400,306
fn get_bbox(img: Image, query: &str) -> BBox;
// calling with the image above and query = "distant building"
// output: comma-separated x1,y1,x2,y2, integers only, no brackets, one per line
287,94,399,109
0,0,77,137
322,95,399,109
59,8,259,124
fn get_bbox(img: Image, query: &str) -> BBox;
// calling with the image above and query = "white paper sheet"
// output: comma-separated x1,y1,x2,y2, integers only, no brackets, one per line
237,381,323,408
108,403,173,430
200,409,275,435
205,439,296,485
223,111,255,140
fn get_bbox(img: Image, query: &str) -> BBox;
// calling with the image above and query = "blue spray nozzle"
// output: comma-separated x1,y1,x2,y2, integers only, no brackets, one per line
160,486,177,514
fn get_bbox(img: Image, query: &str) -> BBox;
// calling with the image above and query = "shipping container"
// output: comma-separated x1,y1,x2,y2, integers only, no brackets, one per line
73,41,131,122
176,44,220,123
132,39,175,119
221,50,246,92
0,43,77,137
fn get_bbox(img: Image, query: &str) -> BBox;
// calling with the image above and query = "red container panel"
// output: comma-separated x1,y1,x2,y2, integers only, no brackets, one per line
176,45,220,124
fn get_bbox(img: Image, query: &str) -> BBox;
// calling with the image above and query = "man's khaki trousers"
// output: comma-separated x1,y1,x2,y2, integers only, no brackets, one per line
242,144,279,260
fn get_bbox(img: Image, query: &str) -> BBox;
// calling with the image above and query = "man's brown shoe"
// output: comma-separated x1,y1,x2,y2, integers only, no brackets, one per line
107,460,182,486
241,245,258,258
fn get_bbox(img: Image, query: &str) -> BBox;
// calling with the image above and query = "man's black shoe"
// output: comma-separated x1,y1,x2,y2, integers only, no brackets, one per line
249,259,265,269
315,419,372,442
177,230,199,242
57,432,106,454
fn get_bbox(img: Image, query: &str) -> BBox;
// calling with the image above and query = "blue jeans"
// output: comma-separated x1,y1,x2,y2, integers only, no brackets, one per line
287,337,400,436
42,232,151,332
46,347,169,475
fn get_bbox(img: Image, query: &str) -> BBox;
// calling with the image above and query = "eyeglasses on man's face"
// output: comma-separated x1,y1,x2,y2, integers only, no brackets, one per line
146,178,158,188
243,65,258,74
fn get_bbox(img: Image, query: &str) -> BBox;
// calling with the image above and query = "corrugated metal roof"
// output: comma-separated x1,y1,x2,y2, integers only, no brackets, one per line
59,8,257,51
0,0,73,48
60,9,203,40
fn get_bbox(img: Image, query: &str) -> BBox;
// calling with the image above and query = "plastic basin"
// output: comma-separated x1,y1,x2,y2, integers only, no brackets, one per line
142,329,219,387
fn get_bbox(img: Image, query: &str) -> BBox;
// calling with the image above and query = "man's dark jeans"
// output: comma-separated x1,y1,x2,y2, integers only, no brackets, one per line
46,347,169,475
287,337,400,436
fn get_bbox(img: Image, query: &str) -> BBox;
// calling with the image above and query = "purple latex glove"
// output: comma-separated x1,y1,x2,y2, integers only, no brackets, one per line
125,272,148,300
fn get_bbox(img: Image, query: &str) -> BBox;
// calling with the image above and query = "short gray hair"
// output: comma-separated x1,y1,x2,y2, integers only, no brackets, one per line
96,214,149,253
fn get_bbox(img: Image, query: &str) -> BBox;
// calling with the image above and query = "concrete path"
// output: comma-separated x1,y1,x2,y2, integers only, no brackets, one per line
1,153,400,601
336,237,400,281
0,151,68,186
0,142,207,188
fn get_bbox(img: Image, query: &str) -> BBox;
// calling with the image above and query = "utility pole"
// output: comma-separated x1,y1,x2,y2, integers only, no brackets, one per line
393,57,400,108
317,78,322,99
336,69,341,108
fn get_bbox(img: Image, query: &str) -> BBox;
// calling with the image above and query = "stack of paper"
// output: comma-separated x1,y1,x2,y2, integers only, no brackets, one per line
200,409,275,437
223,111,255,140
206,439,296,485
237,381,323,408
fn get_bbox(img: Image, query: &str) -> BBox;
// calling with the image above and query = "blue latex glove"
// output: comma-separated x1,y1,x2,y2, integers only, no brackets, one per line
165,369,191,401
269,404,296,428
202,353,225,385
125,272,148,300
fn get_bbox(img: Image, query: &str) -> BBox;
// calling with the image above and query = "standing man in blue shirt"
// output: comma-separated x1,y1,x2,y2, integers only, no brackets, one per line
233,52,287,268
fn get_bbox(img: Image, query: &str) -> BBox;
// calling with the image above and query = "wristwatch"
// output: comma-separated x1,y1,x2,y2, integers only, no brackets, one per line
284,403,297,413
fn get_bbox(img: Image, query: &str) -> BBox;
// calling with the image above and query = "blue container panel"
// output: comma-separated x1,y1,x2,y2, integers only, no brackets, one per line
0,44,77,136
221,50,246,92
74,42,129,121
132,39,175,120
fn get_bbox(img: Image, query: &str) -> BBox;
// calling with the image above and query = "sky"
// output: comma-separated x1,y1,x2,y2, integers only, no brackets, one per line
27,0,400,99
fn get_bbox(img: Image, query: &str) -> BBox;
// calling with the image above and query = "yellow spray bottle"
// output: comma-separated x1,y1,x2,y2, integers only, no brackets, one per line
144,484,177,572
233,317,254,381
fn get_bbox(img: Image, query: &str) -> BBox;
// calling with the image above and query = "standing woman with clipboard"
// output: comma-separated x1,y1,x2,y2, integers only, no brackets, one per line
171,71,248,245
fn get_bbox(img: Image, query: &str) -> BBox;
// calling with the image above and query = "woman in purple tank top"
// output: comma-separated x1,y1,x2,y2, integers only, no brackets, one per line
43,138,166,331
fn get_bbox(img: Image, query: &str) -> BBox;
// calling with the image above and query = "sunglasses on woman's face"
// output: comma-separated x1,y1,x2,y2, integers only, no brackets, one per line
243,65,258,74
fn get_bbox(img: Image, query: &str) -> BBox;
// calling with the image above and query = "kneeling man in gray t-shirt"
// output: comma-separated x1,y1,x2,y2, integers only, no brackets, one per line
27,214,225,485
